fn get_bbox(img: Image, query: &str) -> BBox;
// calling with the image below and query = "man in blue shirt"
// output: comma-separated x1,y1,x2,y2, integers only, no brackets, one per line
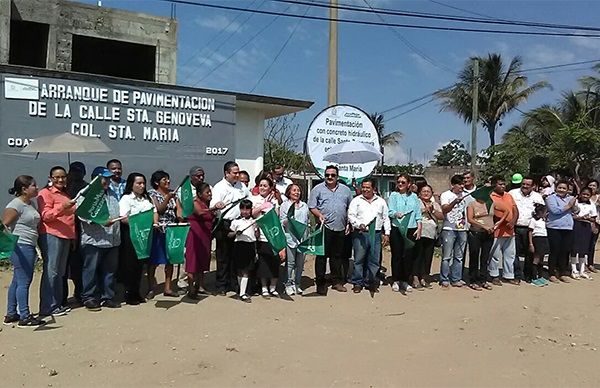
106,159,126,200
308,165,353,295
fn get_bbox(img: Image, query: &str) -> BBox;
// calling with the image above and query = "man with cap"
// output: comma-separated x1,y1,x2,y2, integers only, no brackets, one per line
77,167,122,310
509,174,544,282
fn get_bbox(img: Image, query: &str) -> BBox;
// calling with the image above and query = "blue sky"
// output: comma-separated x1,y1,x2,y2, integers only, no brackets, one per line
80,0,600,164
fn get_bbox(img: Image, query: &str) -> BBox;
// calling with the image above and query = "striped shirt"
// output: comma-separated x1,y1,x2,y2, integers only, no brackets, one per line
307,182,353,232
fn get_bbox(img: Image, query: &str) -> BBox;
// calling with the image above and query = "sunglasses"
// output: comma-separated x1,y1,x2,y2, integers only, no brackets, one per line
325,174,337,178
397,180,408,184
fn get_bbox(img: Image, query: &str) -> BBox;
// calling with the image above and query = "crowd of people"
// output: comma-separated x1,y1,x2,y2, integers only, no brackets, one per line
2,160,599,328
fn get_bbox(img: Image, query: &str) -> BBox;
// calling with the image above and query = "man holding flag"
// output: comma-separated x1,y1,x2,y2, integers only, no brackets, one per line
347,178,390,293
76,167,122,310
210,161,250,295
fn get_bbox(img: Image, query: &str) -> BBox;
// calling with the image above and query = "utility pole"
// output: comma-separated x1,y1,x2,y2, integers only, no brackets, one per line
470,59,479,175
328,0,338,106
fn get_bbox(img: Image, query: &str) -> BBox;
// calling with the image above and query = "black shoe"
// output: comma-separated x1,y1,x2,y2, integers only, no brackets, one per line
101,300,121,309
353,285,362,293
18,315,46,328
84,300,101,311
316,285,327,295
136,295,147,304
125,297,140,306
3,314,19,325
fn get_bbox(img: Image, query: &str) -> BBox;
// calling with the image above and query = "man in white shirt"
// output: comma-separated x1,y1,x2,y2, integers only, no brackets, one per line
463,171,477,194
440,175,468,288
272,165,293,198
210,161,250,295
347,178,390,293
509,176,544,282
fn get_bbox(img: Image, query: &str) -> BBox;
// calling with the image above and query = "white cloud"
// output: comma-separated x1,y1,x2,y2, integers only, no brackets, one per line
195,15,244,33
383,143,409,165
525,44,576,69
570,36,600,55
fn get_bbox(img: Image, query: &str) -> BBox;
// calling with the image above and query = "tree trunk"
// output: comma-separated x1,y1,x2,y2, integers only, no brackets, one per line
486,120,497,147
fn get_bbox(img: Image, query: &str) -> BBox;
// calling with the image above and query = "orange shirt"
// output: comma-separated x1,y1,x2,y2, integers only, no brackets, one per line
491,191,516,238
37,186,77,240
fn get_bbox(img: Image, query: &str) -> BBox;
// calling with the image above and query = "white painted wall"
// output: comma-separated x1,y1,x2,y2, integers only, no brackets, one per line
234,107,265,182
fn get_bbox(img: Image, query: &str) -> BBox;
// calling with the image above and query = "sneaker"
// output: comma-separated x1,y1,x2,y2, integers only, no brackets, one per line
240,294,252,303
17,315,46,328
440,282,450,289
531,278,545,287
391,281,400,292
84,300,101,311
101,300,121,309
295,286,303,295
580,272,592,280
451,281,464,288
285,286,295,296
269,289,280,298
538,277,549,286
399,281,412,293
51,306,69,317
571,271,581,280
3,314,19,326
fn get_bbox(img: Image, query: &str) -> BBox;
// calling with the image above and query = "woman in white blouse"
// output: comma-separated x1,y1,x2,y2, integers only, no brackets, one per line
119,172,157,305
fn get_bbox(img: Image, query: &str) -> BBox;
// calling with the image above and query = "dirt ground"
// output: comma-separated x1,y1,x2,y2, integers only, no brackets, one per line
1,249,600,388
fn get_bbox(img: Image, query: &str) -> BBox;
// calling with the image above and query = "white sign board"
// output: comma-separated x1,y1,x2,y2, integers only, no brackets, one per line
306,105,380,182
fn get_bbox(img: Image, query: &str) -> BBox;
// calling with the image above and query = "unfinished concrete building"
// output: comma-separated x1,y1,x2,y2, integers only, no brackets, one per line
0,0,177,84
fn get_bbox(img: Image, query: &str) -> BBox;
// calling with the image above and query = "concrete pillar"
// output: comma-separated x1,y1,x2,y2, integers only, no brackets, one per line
0,0,10,64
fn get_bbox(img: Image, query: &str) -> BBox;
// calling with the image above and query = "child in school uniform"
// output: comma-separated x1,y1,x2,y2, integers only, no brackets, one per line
571,187,597,279
528,203,549,286
229,200,257,303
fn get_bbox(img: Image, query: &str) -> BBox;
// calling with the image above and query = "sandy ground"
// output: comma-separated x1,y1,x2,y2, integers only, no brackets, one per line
1,248,600,388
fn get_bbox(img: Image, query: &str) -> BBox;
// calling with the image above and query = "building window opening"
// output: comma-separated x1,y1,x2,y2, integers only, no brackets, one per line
9,20,49,68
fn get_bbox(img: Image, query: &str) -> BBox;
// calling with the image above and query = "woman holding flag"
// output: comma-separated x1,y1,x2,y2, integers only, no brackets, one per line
251,177,283,298
279,184,309,296
147,170,178,298
119,173,157,305
3,176,45,327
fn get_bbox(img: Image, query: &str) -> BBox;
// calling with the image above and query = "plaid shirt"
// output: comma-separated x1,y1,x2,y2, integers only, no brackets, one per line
108,178,126,200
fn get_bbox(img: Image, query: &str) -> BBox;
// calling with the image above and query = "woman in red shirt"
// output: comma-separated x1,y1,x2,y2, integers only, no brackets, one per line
38,166,77,317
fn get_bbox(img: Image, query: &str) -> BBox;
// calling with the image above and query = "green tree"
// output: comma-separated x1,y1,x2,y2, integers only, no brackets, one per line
431,139,471,167
435,53,549,146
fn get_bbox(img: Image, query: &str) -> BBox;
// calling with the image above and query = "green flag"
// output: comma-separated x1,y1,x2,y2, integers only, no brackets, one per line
0,225,19,260
180,177,195,218
128,209,154,259
297,226,325,256
76,177,110,225
398,212,415,250
469,186,494,211
287,203,307,241
256,208,287,253
166,225,190,265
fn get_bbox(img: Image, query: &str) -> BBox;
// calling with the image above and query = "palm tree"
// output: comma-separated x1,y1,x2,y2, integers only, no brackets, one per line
435,53,549,146
369,112,403,169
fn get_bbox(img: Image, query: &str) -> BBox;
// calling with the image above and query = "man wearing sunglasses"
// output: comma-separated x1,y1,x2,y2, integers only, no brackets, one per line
308,165,353,295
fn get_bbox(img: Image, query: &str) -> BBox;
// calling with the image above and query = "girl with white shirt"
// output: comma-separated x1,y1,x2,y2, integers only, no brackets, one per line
251,177,282,298
571,187,597,279
229,200,257,303
119,173,157,305
528,204,549,287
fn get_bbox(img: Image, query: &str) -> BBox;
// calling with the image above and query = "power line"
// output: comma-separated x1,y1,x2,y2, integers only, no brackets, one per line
158,0,600,38
249,5,311,93
278,0,600,33
517,59,600,74
179,0,262,80
380,85,452,114
192,3,294,86
361,0,456,75
384,97,437,123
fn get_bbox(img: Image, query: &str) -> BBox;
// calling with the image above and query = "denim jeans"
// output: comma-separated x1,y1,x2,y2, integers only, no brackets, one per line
351,231,381,287
285,246,305,287
440,230,467,283
81,245,119,303
6,243,37,319
488,236,516,279
39,234,71,314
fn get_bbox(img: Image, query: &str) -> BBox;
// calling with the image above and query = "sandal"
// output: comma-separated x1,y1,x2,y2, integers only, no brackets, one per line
163,291,178,297
420,279,432,289
481,282,492,290
469,283,482,291
269,290,280,298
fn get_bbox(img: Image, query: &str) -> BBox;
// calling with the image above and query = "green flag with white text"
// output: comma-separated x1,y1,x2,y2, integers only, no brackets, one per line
297,226,325,256
398,212,415,250
469,185,494,211
180,177,195,218
76,177,110,225
0,224,18,260
128,209,154,259
166,225,190,265
256,208,287,253
287,203,307,241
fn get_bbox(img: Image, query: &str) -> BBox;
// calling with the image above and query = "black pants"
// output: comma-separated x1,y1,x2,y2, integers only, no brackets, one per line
547,228,573,277
468,230,493,283
514,226,533,280
315,228,345,286
214,220,237,293
389,226,417,282
62,246,83,304
413,237,435,280
119,224,146,297
589,232,599,266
